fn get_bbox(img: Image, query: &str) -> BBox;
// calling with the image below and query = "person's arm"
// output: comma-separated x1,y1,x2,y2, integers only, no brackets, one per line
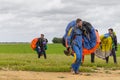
42,38,48,45
46,39,48,43
45,38,48,43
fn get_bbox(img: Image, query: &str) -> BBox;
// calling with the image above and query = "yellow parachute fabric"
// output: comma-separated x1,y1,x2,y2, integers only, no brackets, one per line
95,35,112,59
100,35,112,52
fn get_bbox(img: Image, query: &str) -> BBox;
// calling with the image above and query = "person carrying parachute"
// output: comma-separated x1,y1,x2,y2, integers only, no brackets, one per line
63,18,100,64
105,28,117,63
95,28,117,63
64,18,100,74
63,19,100,54
31,34,48,59
65,18,83,74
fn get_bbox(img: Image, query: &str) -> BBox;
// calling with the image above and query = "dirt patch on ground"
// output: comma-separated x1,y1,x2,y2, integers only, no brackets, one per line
0,70,120,80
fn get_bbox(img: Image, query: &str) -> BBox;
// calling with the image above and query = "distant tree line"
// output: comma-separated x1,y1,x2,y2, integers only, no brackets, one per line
52,37,120,45
52,37,62,43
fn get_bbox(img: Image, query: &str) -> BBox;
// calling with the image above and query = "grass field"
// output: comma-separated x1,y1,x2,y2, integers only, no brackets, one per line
0,43,120,72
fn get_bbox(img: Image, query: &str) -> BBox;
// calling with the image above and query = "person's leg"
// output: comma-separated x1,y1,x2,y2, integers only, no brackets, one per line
75,47,82,73
91,53,95,63
105,56,109,63
36,47,41,58
38,53,41,58
112,48,117,64
81,55,84,64
43,51,47,59
71,45,82,74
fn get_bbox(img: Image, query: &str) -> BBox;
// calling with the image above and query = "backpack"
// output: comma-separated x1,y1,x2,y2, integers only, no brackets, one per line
31,38,38,50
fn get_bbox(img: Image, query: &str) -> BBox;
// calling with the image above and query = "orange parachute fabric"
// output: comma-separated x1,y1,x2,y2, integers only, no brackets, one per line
31,38,38,50
82,31,101,55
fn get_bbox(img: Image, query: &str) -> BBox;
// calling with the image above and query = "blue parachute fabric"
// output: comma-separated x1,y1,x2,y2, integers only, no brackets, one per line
63,20,76,39
104,33,110,38
82,28,97,49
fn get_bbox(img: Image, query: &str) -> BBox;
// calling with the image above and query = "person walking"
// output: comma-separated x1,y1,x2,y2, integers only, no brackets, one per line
105,28,117,64
36,34,48,59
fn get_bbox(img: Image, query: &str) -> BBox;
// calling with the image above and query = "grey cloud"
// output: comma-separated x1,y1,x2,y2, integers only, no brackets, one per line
0,1,25,14
61,0,120,6
0,0,120,42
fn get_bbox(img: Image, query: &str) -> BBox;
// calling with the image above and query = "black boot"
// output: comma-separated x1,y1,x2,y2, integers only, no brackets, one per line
38,53,41,58
106,57,109,63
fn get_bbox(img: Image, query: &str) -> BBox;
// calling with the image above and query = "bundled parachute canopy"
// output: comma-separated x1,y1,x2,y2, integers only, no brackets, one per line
31,38,38,50
82,30,100,55
95,35,112,59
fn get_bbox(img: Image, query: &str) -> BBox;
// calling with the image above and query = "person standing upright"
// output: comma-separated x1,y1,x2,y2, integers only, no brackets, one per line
36,34,48,59
104,28,117,64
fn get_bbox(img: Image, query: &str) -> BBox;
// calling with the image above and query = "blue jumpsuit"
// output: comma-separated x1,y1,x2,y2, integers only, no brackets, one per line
67,26,82,73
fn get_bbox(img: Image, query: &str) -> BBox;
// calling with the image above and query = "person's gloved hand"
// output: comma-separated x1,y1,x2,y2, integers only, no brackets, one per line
64,50,70,56
37,46,41,52
38,46,40,49
67,46,72,51
67,46,70,51
64,46,72,56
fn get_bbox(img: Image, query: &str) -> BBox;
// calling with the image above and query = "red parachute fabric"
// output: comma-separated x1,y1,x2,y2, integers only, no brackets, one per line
31,38,38,50
82,31,100,55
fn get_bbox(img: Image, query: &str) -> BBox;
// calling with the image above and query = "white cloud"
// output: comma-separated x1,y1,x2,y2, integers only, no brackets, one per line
0,0,120,43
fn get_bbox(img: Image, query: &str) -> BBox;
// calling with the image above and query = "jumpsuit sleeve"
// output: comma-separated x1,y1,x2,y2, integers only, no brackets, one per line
66,27,74,47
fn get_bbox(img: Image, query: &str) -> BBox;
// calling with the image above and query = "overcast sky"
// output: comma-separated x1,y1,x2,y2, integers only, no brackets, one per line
0,0,120,43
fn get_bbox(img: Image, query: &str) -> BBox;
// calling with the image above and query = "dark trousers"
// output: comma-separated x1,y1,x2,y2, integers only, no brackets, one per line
91,52,95,63
106,48,117,63
36,47,47,59
38,51,47,59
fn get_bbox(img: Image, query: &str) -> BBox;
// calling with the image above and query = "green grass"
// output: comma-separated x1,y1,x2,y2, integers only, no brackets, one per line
0,43,65,54
0,54,71,72
0,43,120,72
116,45,120,56
0,43,33,54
